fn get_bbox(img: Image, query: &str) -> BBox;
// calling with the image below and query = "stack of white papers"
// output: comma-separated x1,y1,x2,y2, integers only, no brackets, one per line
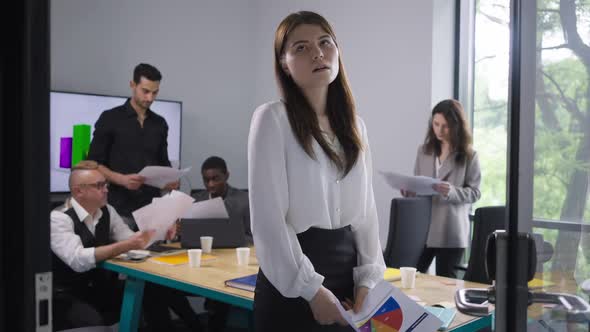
379,171,441,195
182,197,229,219
138,166,191,189
336,280,442,331
132,190,194,246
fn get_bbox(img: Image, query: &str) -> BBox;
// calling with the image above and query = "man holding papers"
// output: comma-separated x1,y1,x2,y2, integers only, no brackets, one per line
87,63,179,230
51,161,202,331
191,156,252,332
192,156,252,243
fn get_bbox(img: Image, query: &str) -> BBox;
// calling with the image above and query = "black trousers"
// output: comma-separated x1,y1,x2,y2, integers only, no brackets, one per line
53,278,202,332
53,276,124,331
142,285,204,332
416,247,465,278
254,226,356,332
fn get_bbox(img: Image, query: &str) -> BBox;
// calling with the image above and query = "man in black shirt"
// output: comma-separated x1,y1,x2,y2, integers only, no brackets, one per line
88,63,179,229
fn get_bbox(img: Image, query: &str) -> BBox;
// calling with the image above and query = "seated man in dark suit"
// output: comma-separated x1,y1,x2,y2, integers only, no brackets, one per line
51,160,202,331
192,156,252,244
192,156,251,331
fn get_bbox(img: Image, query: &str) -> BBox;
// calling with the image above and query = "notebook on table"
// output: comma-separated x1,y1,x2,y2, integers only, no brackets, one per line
528,278,556,289
148,251,217,266
384,267,402,281
424,302,457,331
225,273,257,292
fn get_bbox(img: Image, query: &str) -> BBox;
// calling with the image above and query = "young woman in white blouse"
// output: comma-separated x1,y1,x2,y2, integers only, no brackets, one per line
402,99,481,278
248,11,385,331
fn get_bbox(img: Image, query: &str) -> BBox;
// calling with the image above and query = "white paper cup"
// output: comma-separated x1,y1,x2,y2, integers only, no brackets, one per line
400,267,417,289
236,247,250,266
200,236,213,253
188,249,202,268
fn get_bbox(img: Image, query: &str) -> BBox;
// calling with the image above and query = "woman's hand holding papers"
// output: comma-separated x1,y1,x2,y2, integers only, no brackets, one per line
310,286,348,326
342,286,369,313
432,181,451,197
400,189,416,197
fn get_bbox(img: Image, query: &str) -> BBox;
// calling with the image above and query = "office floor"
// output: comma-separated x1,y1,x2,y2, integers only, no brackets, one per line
171,302,250,332
172,316,248,332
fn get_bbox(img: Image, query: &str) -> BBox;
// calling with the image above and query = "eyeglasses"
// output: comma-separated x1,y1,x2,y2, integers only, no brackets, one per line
78,181,109,190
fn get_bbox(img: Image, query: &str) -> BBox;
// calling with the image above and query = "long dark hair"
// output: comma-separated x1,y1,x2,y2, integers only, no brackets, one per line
274,11,362,177
423,99,473,164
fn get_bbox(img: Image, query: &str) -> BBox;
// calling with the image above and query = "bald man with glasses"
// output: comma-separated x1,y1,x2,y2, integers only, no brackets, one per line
51,160,202,331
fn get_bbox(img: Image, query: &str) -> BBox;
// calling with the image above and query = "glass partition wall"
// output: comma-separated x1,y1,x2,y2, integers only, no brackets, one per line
469,0,589,329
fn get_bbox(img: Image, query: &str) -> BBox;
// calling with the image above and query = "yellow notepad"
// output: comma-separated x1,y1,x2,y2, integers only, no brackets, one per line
149,252,216,266
528,278,555,289
384,268,402,281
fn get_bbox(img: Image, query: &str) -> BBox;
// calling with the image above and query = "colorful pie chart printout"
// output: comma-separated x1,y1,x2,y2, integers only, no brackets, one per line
358,297,403,331
337,280,443,332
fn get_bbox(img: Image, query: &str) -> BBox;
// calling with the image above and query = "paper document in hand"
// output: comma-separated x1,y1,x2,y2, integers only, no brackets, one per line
182,197,229,219
138,166,191,189
336,280,442,332
133,190,194,247
380,171,441,196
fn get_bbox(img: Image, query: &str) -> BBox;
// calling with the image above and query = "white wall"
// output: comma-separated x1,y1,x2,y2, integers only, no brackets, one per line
431,0,456,106
51,0,257,192
52,0,454,245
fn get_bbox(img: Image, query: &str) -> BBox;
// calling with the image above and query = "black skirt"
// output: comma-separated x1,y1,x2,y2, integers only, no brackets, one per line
254,226,357,332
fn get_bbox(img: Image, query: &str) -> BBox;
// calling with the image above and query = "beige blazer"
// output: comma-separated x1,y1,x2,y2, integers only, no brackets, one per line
414,145,481,248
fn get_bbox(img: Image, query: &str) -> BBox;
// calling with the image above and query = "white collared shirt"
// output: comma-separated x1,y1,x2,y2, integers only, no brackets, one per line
435,156,442,177
248,101,386,301
50,197,135,272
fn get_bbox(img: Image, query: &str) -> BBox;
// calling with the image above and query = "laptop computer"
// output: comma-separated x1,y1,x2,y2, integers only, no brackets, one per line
179,215,247,249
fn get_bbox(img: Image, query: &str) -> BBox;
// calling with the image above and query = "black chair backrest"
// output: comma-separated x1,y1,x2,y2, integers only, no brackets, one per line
464,206,506,284
383,197,432,268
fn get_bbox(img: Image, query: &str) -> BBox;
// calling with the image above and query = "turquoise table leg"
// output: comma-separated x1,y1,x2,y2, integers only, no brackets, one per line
118,276,145,332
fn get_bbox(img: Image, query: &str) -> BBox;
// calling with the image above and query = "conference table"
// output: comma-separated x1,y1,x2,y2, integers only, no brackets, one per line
526,271,590,329
101,247,493,332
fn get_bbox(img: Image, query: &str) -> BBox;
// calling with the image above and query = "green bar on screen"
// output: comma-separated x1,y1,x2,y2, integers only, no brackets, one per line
71,124,91,167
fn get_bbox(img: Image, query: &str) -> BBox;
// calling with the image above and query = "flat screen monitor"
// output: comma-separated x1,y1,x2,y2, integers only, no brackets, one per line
50,91,182,193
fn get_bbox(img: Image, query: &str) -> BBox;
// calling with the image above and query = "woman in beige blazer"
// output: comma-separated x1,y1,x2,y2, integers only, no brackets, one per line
402,99,481,278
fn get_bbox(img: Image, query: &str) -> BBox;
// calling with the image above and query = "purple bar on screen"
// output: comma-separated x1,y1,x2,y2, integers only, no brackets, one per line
60,137,73,168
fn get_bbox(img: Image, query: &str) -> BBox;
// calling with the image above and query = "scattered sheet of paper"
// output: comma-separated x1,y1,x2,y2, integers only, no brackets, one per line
132,190,194,247
408,295,422,302
138,166,191,189
182,197,229,219
379,170,441,195
335,280,442,332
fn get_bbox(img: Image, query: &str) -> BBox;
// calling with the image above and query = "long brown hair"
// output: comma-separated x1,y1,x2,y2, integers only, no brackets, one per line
423,99,473,164
274,11,362,177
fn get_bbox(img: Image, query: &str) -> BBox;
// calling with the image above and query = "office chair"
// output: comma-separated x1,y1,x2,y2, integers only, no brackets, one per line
383,197,431,268
463,206,506,284
532,233,554,273
462,206,554,283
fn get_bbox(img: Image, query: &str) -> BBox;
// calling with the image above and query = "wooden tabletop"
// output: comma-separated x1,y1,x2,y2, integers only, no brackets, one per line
104,246,492,330
527,271,588,320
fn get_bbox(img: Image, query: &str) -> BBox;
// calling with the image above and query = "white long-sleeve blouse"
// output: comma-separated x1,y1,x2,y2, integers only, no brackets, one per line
247,101,385,301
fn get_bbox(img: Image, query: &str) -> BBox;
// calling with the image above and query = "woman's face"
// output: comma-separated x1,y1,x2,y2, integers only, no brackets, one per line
432,113,450,144
281,24,339,91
